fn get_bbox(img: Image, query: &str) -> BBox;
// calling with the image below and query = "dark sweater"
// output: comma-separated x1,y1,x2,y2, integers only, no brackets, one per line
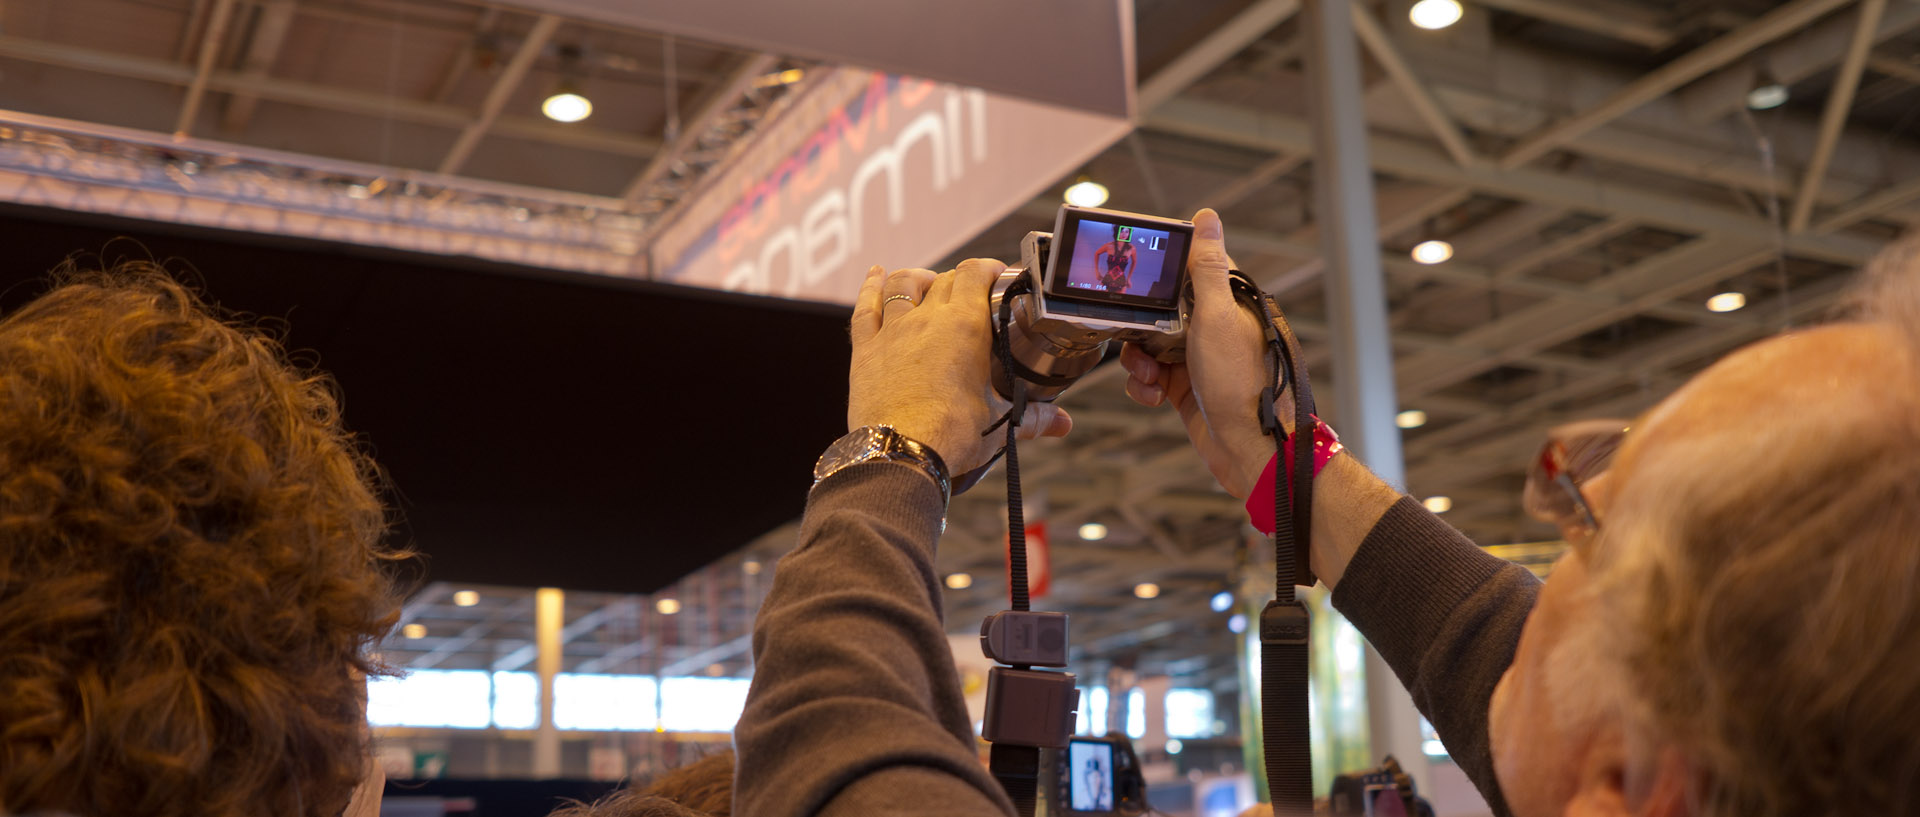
734,467,1536,817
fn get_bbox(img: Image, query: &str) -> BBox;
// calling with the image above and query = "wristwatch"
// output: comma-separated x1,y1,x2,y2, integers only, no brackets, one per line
812,425,952,509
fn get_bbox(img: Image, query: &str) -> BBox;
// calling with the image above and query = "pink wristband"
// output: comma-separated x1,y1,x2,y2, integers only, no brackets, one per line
1246,416,1343,535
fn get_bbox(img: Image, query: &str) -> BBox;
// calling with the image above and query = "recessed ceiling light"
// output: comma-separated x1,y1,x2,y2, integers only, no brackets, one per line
1707,291,1747,313
655,598,682,615
1228,613,1248,634
541,91,593,123
1133,582,1161,599
452,590,479,607
1395,410,1428,429
1064,177,1109,208
1210,590,1234,612
1411,239,1454,265
946,572,974,590
1423,496,1453,514
402,623,427,640
1078,522,1109,541
1409,0,1464,30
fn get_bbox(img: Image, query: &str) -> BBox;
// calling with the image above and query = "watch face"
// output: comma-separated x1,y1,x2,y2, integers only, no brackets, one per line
815,427,892,480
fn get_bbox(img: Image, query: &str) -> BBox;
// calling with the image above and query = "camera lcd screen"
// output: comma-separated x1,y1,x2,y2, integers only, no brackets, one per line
1069,740,1116,812
1047,210,1190,311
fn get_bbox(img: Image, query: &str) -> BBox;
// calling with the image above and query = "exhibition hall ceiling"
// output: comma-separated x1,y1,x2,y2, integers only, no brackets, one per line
0,0,1915,689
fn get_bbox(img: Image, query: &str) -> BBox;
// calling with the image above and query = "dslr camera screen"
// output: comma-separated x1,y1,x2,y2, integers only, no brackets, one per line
1044,207,1193,312
1068,739,1116,812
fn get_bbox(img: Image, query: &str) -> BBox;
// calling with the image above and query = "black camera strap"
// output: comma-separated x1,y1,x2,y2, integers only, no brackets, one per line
986,279,1042,817
1230,271,1317,817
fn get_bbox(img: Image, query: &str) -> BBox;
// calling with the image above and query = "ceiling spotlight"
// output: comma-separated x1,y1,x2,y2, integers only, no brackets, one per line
1423,496,1454,514
742,560,763,575
1746,68,1789,111
542,87,592,123
1210,590,1234,613
655,597,682,615
753,67,807,88
1395,409,1429,429
1409,0,1464,30
402,623,427,640
1228,613,1248,634
1078,522,1109,541
452,590,480,607
1064,176,1109,208
946,572,974,590
1411,239,1454,265
1134,582,1162,599
1706,291,1747,313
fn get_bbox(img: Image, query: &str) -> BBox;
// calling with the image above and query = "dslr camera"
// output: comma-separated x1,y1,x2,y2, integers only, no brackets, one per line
988,205,1196,403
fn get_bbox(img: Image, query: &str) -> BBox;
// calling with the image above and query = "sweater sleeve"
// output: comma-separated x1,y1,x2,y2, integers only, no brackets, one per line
1330,497,1541,817
733,461,1015,817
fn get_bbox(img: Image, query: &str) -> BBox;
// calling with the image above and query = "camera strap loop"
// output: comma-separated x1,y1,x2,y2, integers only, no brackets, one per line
1227,271,1316,817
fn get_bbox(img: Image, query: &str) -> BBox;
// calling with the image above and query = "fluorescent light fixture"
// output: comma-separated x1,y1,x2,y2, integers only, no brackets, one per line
1064,177,1109,208
1410,0,1464,30
1395,409,1428,429
1411,239,1454,265
1707,291,1747,313
1423,496,1453,514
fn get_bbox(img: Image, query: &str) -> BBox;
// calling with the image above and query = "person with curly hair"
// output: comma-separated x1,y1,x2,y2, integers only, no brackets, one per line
0,262,408,817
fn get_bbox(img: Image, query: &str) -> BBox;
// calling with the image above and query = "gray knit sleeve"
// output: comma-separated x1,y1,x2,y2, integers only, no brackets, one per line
733,462,1015,817
1330,497,1541,817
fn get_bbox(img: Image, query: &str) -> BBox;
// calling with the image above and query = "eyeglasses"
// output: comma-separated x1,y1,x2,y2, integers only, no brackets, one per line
1537,438,1601,533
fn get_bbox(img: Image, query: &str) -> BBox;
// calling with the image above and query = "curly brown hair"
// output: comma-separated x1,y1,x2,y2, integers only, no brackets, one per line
548,750,734,817
0,263,408,817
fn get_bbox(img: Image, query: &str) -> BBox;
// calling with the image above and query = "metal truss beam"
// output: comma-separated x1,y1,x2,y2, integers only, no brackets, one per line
1496,0,1854,169
439,13,561,174
0,34,660,159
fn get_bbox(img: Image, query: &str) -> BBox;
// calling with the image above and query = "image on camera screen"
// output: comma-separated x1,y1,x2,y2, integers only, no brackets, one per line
1062,219,1181,303
1069,740,1116,812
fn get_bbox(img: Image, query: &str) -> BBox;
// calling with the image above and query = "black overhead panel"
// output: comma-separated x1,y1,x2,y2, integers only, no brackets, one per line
0,205,849,595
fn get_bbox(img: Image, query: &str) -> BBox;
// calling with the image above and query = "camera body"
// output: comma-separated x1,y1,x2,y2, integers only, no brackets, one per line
1046,735,1148,816
989,206,1196,403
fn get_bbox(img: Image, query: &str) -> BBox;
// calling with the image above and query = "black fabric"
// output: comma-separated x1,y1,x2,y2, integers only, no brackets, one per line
1331,498,1542,817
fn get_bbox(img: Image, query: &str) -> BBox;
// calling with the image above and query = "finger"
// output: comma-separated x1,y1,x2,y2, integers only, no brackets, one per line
882,268,937,322
850,265,886,346
1124,375,1166,408
1188,208,1238,306
949,257,1007,309
1119,342,1163,385
1014,403,1073,441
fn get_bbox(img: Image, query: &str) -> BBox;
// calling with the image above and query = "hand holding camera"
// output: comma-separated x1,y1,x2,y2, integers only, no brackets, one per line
1119,209,1283,499
846,259,1073,479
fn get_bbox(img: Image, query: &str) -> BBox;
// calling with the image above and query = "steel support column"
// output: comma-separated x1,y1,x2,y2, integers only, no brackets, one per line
533,587,564,778
1300,0,1429,793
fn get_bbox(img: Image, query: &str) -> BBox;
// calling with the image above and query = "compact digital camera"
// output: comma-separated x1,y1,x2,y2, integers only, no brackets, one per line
988,205,1196,403
1045,735,1148,816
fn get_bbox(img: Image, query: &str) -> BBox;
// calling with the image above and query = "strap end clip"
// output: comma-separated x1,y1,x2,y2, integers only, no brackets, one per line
1259,600,1311,647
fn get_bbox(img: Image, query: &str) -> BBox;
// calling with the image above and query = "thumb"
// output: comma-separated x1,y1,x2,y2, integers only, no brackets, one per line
1015,402,1073,440
1187,209,1237,307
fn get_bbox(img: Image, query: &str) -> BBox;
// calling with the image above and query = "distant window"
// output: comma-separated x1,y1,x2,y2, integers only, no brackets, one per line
660,677,752,732
556,673,659,731
492,671,539,729
1165,689,1214,739
1127,688,1146,739
367,669,493,729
